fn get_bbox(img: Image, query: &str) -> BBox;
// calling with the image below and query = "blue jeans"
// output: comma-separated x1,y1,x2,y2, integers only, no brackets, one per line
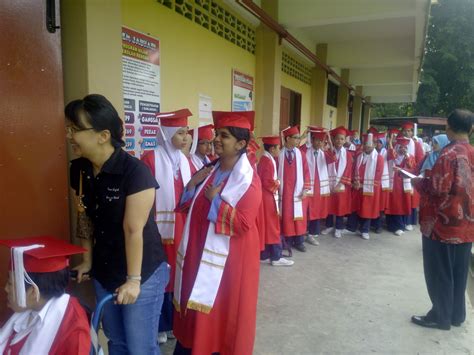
94,262,170,355
326,215,344,229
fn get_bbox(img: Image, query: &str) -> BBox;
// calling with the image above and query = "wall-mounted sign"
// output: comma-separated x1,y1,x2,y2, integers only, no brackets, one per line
232,69,254,112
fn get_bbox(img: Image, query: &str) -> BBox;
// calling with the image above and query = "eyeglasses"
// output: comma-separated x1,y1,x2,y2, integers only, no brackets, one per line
65,126,95,135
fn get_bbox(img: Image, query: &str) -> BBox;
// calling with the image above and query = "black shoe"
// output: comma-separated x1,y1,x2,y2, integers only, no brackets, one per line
293,243,307,252
452,321,462,327
411,315,450,330
375,228,383,234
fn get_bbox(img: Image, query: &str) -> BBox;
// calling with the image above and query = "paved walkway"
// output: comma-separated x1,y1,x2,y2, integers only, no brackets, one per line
161,227,473,354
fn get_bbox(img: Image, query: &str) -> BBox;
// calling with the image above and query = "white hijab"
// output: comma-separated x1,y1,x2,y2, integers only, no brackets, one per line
157,126,182,178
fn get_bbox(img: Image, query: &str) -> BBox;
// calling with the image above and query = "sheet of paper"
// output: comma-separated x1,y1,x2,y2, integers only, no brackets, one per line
397,169,418,179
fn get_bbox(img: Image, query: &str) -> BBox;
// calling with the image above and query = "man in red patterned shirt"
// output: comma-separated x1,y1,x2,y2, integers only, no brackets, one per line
411,109,474,331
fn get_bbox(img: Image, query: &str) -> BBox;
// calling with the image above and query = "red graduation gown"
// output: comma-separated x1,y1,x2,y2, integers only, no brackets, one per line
142,149,186,292
351,154,384,219
280,148,311,237
173,168,262,355
4,297,90,355
257,154,281,245
411,140,425,209
301,146,336,220
329,149,353,216
385,149,416,215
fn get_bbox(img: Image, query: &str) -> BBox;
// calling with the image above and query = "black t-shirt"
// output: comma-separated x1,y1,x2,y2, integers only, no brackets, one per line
70,148,166,292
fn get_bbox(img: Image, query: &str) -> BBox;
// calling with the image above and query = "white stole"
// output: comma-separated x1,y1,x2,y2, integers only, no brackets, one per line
278,147,304,220
355,149,378,195
154,148,191,243
190,153,210,172
262,151,280,214
378,148,390,190
328,147,347,192
305,148,330,196
174,154,253,313
0,294,70,355
388,147,412,193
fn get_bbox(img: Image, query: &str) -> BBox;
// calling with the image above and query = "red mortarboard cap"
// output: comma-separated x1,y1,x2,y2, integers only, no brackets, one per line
400,121,414,130
212,111,254,131
260,136,281,145
330,126,349,137
368,126,379,134
157,109,192,127
309,128,327,140
0,236,86,273
374,132,386,140
396,136,411,146
281,126,300,138
190,124,214,141
348,129,358,137
388,128,400,136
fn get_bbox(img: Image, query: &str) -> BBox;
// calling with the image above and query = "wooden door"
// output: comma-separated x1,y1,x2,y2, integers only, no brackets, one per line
0,0,68,320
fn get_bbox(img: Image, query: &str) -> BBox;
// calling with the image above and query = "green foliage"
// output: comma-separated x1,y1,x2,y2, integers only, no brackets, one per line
416,0,474,116
371,103,414,118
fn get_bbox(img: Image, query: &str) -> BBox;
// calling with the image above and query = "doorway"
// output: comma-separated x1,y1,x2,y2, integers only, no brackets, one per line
280,86,302,131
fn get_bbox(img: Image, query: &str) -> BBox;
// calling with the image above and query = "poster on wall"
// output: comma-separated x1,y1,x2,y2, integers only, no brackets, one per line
199,94,213,124
232,69,254,112
122,26,160,157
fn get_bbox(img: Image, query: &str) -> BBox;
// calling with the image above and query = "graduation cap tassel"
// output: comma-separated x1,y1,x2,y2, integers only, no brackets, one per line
12,245,43,307
190,126,199,155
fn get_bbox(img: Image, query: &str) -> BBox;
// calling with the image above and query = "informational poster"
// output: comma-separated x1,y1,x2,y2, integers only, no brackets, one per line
199,94,213,124
122,27,160,157
232,69,254,112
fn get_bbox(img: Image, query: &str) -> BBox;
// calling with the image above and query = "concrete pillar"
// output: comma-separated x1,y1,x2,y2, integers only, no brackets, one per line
310,44,328,126
61,0,123,111
362,96,372,132
351,86,363,132
336,69,350,127
255,0,281,136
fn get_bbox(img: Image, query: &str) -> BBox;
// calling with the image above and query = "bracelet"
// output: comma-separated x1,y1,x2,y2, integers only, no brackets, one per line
126,275,142,281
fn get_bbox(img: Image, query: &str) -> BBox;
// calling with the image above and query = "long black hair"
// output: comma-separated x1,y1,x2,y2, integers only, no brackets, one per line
65,94,125,148
227,126,250,154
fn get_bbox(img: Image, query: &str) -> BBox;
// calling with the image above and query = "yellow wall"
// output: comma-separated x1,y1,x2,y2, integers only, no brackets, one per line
121,0,256,128
281,72,312,130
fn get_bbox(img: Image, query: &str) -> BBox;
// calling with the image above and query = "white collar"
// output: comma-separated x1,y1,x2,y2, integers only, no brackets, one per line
12,297,55,340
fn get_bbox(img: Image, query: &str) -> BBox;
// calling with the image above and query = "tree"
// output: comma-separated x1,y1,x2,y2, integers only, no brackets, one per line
416,0,474,116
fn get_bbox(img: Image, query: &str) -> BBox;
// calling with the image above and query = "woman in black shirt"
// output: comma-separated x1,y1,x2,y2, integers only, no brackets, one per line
67,94,168,354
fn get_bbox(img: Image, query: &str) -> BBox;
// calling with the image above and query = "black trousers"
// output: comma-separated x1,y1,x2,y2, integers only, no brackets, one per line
422,236,472,327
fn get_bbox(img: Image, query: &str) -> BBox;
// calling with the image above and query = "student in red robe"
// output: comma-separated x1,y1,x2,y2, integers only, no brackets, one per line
278,126,311,253
258,136,294,266
400,122,425,230
322,126,353,238
0,237,90,355
141,109,193,343
372,131,390,233
346,133,384,240
172,111,262,355
188,124,214,173
302,128,335,244
385,135,416,236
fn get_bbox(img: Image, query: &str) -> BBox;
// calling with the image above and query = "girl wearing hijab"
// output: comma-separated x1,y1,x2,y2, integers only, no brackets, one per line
141,109,193,344
419,134,450,175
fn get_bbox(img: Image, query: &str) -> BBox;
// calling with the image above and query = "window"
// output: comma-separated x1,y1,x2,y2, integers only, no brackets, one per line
327,80,339,107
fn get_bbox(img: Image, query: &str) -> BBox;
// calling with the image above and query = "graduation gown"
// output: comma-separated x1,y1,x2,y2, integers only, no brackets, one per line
411,140,425,209
385,149,416,215
351,153,384,219
142,149,187,292
329,148,353,216
257,154,281,245
173,164,262,355
280,148,311,237
2,297,90,355
301,146,335,220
